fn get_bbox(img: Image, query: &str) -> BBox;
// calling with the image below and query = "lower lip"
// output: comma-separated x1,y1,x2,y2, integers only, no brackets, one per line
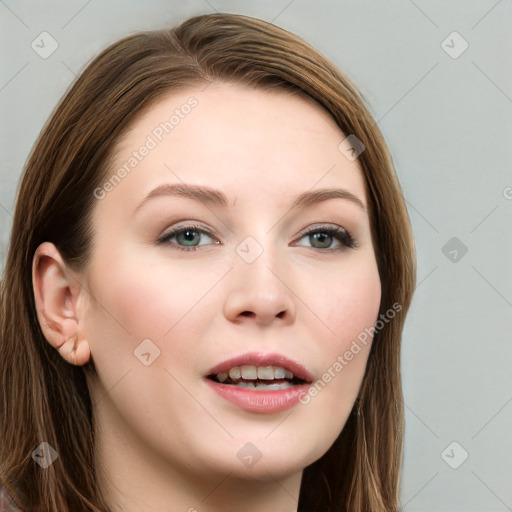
205,379,312,414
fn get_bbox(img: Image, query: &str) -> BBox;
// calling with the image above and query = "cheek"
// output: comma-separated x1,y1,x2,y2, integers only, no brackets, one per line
298,256,381,418
318,256,381,345
82,247,234,397
85,248,228,344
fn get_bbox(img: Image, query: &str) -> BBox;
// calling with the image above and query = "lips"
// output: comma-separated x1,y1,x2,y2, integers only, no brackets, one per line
205,352,315,413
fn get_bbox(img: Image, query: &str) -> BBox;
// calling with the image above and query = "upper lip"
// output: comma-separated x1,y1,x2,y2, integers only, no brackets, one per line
207,352,314,383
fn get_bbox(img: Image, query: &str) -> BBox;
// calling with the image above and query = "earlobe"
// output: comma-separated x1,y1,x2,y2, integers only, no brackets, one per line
32,242,91,366
55,328,91,367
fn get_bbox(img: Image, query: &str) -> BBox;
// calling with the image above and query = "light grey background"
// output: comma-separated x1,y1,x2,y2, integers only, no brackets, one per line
1,1,511,510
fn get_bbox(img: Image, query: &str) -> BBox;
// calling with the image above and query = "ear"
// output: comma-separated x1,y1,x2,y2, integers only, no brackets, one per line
32,242,91,366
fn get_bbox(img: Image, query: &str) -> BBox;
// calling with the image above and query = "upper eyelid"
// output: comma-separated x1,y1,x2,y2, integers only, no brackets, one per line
161,222,216,235
162,222,347,236
295,222,348,235
292,223,353,243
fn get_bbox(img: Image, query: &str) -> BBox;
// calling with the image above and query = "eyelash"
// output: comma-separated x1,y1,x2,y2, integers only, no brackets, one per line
157,223,358,252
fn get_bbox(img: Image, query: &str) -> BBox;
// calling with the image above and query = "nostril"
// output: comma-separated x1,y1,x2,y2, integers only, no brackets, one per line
276,311,286,319
240,311,255,317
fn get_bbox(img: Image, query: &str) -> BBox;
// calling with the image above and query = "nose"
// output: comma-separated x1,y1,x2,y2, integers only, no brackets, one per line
223,248,296,327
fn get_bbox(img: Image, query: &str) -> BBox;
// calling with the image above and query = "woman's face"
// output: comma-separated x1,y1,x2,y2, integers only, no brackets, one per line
81,83,381,483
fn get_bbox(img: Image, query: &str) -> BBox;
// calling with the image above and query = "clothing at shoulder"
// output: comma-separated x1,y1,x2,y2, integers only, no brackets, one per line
0,484,25,512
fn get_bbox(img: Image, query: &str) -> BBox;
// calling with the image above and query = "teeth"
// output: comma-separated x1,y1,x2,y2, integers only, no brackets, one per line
217,372,229,383
236,381,256,388
255,382,292,390
217,365,296,382
229,367,241,380
241,365,257,379
274,367,285,379
257,366,274,380
235,381,293,390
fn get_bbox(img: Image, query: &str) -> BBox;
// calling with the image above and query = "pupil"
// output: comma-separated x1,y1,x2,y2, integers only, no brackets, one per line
311,232,332,248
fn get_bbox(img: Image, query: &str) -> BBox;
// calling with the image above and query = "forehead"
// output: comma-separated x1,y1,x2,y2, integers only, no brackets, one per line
103,83,368,213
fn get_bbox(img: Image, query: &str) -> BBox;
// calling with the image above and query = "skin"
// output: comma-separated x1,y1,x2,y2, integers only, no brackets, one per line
33,83,381,512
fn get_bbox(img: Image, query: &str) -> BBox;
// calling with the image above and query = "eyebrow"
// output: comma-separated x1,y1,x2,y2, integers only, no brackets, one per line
135,183,232,212
290,188,366,212
135,183,366,213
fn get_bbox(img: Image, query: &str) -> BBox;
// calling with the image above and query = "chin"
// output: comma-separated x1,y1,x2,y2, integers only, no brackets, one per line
204,441,322,482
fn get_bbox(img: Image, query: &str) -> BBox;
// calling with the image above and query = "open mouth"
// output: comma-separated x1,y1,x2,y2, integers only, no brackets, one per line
207,365,308,390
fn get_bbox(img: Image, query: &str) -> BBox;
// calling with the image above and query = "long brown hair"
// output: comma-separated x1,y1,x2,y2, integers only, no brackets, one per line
0,13,415,511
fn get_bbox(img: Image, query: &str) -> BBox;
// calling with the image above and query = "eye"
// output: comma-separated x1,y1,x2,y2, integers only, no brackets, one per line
157,224,219,251
294,225,357,251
